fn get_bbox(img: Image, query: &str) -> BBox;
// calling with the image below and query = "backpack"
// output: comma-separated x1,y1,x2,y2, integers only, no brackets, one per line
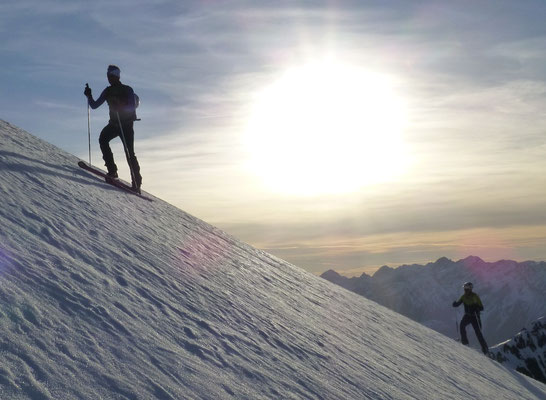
134,93,141,121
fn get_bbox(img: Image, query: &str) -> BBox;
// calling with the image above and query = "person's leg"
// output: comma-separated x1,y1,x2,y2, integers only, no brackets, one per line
121,122,142,187
471,315,489,353
99,123,119,176
460,314,471,345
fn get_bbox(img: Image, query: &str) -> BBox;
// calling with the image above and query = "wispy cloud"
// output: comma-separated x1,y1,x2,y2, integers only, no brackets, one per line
4,1,546,273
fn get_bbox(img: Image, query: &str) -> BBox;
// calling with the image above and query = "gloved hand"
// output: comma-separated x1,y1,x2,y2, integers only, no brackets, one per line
452,301,458,307
84,84,92,97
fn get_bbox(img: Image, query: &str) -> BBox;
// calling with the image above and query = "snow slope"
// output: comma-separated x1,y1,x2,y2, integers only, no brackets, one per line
490,317,546,384
321,257,546,345
0,118,545,399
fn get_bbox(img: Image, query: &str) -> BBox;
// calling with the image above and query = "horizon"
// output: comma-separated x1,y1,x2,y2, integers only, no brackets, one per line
3,1,546,275
322,254,546,277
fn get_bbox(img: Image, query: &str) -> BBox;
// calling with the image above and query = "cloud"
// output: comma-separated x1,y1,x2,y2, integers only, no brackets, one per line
4,1,546,274
235,224,546,275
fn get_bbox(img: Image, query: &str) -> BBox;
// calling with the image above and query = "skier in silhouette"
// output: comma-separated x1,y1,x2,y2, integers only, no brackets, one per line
452,282,489,354
84,65,142,192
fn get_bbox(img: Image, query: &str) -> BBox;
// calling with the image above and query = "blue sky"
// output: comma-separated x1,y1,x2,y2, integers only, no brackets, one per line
3,1,546,275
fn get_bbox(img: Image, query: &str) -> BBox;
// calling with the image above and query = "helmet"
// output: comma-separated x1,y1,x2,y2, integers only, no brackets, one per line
463,282,473,290
107,65,121,77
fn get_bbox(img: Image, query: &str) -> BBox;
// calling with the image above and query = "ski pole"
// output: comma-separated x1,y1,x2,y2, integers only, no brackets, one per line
455,310,460,341
116,111,137,187
475,311,483,334
86,84,91,164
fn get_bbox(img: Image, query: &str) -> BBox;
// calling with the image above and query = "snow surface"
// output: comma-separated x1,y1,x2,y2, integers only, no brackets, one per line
0,118,545,399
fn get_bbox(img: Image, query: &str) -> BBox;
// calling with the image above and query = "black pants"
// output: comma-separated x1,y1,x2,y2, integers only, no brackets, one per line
460,313,488,353
99,121,141,185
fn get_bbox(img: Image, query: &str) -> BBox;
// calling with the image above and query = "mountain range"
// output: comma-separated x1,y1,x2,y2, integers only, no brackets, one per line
1,118,545,399
490,317,546,384
321,256,546,346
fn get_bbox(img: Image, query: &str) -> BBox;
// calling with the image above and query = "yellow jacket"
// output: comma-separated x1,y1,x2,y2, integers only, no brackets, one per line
452,292,484,315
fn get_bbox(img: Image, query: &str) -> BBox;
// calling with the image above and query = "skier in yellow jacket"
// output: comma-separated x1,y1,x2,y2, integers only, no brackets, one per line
452,282,489,354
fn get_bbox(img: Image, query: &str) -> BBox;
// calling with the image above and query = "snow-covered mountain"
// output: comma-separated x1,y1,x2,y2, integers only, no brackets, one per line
321,257,546,346
490,317,546,385
1,118,545,399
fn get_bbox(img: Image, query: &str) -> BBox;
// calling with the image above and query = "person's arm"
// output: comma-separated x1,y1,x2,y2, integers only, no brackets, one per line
452,295,463,307
86,87,108,110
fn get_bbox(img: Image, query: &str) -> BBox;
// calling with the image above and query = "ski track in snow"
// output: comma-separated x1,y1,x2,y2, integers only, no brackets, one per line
0,118,545,399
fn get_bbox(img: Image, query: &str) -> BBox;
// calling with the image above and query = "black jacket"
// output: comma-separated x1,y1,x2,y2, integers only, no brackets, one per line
88,82,137,123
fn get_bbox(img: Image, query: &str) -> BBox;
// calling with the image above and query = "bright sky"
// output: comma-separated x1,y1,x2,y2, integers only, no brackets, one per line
3,0,546,276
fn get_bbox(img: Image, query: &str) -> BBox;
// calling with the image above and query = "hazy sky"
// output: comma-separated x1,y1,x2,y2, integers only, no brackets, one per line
3,0,546,276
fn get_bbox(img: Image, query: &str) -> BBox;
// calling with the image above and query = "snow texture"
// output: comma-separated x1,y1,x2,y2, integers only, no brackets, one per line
321,257,546,346
0,118,545,399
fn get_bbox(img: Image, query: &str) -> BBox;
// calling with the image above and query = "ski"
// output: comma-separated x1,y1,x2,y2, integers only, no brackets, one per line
78,161,152,202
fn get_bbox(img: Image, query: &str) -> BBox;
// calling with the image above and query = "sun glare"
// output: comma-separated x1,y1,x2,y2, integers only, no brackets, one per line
244,61,409,196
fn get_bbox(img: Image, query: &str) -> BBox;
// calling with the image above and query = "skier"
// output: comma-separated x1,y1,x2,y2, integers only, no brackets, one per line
84,65,142,192
452,282,489,354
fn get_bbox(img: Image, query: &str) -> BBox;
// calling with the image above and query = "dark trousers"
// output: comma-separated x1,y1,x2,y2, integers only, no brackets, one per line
99,121,141,185
460,313,488,352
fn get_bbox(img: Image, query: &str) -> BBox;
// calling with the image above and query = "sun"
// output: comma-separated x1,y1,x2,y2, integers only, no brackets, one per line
244,61,409,196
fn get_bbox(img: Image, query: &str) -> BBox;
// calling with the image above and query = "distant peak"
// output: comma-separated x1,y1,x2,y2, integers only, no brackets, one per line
457,256,486,266
460,256,485,265
434,257,453,266
373,265,394,278
320,269,342,280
